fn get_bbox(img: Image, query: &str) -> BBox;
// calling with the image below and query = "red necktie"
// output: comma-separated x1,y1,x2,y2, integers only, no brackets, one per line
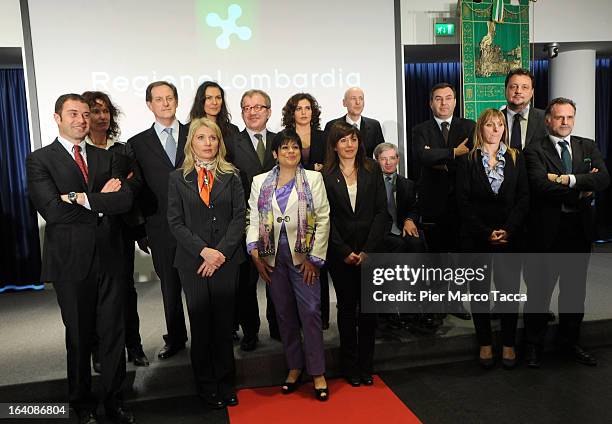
73,145,89,183
197,167,214,206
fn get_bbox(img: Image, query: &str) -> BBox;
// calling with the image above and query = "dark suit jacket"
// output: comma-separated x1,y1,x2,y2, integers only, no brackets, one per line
502,106,547,148
26,140,133,281
225,129,276,201
303,129,326,170
412,116,476,219
323,115,384,158
395,174,419,226
126,123,187,245
167,169,246,272
524,135,610,250
323,160,391,261
456,149,529,249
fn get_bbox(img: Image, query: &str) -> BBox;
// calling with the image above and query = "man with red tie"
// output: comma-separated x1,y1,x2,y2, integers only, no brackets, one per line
26,94,135,423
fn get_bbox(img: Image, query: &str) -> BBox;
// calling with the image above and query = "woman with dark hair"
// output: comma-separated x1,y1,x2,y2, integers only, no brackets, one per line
280,93,325,171
456,108,529,369
188,81,239,140
246,129,330,401
81,90,150,370
322,121,390,386
82,91,121,149
167,118,245,408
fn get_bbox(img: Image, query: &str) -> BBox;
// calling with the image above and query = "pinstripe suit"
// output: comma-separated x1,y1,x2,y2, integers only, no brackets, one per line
167,168,245,398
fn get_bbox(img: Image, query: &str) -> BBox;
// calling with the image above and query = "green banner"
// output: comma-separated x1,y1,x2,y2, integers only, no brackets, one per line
461,0,530,120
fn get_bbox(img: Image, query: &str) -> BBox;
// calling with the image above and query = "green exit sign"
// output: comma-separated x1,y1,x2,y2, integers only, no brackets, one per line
435,23,455,37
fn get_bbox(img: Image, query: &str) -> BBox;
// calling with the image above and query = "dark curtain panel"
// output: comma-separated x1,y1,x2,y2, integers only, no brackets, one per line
530,59,549,110
595,58,612,240
0,69,42,292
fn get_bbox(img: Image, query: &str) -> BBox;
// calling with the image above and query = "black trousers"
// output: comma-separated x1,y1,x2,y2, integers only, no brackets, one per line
123,239,142,349
235,251,278,337
523,213,592,347
149,231,188,346
468,251,521,347
53,257,126,413
329,261,377,377
320,267,330,325
179,265,237,397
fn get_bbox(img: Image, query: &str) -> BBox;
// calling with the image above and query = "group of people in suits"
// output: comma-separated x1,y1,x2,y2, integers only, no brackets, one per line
26,67,610,421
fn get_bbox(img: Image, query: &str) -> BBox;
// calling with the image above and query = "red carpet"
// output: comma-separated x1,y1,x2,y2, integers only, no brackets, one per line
228,375,422,424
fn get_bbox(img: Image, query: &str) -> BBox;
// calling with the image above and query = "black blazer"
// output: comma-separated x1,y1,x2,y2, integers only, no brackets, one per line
225,129,276,201
323,160,391,261
456,149,529,249
303,129,326,170
501,106,547,148
524,135,610,250
412,116,476,219
167,169,246,271
323,115,384,158
26,140,133,281
125,123,187,243
395,174,419,226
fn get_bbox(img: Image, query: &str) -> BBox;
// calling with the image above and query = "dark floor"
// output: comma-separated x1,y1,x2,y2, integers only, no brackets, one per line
10,345,612,424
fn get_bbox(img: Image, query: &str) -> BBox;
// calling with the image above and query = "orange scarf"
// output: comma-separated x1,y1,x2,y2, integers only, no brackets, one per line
197,167,215,206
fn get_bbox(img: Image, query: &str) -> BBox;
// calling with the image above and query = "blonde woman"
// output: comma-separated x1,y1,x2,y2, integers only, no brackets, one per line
456,108,529,369
167,118,245,408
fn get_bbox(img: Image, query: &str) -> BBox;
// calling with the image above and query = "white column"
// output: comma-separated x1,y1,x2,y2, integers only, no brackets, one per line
549,49,596,139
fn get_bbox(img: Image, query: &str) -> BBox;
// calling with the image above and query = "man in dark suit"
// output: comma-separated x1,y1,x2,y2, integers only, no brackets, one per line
501,68,547,151
26,94,135,424
126,81,188,359
225,89,279,351
523,97,610,368
323,87,385,158
412,82,475,320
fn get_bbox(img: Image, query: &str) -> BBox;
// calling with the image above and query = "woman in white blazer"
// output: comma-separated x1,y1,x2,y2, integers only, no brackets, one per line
246,129,330,401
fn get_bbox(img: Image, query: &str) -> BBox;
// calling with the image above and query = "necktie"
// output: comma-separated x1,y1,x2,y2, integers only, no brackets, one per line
385,176,401,235
73,145,89,183
558,140,572,174
255,133,265,165
510,113,522,150
164,127,177,166
197,167,215,206
441,121,450,146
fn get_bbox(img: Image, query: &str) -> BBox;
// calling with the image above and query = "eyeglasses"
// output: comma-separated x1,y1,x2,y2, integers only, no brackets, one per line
241,104,269,113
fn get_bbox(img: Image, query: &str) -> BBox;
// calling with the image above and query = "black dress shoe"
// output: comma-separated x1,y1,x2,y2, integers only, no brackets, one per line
502,356,518,370
105,407,135,424
157,343,185,360
224,394,239,407
360,375,374,386
525,345,541,368
127,346,149,367
281,370,303,394
570,345,597,366
478,356,495,370
199,394,225,410
78,410,98,424
314,386,329,401
240,334,259,351
346,376,361,387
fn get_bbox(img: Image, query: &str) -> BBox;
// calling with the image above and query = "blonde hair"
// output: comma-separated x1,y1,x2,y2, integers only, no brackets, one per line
469,108,517,164
182,117,237,179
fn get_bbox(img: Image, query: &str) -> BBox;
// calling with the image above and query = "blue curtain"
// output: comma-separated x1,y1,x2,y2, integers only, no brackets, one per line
0,69,42,292
530,59,549,111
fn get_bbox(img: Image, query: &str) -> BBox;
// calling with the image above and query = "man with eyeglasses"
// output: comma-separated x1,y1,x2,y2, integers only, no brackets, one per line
126,81,188,360
225,89,279,351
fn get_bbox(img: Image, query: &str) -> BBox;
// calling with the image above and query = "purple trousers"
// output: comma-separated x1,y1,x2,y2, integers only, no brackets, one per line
268,232,325,376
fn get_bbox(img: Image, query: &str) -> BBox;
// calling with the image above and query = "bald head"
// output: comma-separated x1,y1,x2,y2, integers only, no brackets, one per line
343,87,364,120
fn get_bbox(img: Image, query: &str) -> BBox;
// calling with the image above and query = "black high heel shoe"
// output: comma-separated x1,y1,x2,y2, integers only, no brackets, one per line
314,386,329,402
281,370,303,394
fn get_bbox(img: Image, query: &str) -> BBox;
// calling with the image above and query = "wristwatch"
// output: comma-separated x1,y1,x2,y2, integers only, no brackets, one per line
68,191,78,204
555,176,563,184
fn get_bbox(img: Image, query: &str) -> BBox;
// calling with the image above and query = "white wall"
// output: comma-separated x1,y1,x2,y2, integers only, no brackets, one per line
0,0,23,47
